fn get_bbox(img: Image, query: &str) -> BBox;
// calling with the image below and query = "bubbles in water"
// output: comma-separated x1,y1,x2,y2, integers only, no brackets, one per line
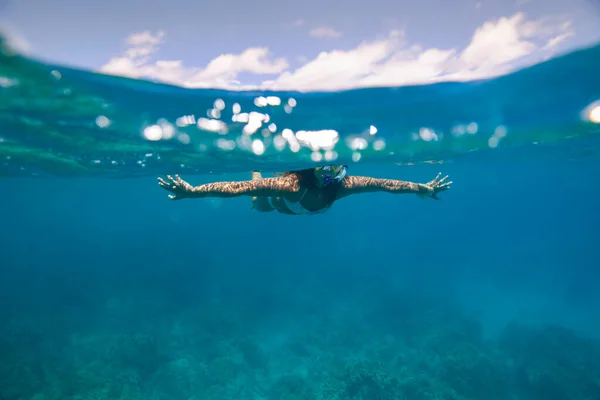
585,101,600,123
254,96,281,107
233,113,249,123
236,135,252,152
488,125,507,148
143,125,162,141
216,138,236,151
159,119,176,139
133,93,383,162
95,115,110,128
296,129,339,151
267,96,282,106
347,137,367,151
197,118,228,134
273,135,286,151
251,139,265,155
324,150,338,161
242,112,269,135
254,97,267,107
134,94,320,158
451,122,478,136
284,98,297,114
466,122,478,134
176,115,196,127
419,128,438,142
214,98,225,110
141,119,177,141
178,133,191,145
261,128,271,138
282,130,300,153
451,125,466,136
208,108,221,119
0,76,18,88
373,139,386,151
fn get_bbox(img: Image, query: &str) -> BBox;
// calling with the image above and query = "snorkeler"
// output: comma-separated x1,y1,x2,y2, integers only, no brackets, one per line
157,165,452,215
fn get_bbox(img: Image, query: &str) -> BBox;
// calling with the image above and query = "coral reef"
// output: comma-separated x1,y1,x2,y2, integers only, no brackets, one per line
1,290,599,400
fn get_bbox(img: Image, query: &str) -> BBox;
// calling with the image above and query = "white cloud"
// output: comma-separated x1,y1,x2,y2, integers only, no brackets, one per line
99,12,574,92
126,31,165,47
543,31,574,50
272,32,400,90
100,31,288,88
460,13,537,68
271,12,574,90
101,30,164,77
309,26,343,39
0,23,32,54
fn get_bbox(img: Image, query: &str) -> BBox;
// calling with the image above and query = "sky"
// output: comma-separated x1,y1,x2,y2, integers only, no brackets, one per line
1,0,599,91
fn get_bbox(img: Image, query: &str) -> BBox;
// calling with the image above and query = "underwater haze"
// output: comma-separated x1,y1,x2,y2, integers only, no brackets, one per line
1,36,600,400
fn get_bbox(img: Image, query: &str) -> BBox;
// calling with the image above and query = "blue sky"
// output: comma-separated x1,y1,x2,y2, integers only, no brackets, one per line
1,0,599,90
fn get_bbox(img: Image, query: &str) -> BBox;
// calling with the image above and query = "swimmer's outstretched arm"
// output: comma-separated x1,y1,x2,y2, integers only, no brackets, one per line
157,174,299,200
337,173,452,200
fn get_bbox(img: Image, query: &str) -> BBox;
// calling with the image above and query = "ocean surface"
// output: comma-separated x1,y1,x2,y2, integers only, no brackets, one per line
1,35,600,400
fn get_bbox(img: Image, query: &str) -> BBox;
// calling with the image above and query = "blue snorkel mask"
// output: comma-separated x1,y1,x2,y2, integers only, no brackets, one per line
315,165,348,187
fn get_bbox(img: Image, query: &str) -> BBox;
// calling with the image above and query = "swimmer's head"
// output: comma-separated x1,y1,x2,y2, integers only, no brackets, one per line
314,165,348,187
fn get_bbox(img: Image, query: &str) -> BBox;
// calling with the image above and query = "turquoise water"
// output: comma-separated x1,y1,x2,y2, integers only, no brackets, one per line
1,36,600,400
1,37,599,177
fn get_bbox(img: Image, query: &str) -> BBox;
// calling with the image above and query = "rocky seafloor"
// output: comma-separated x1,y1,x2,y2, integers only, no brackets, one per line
2,279,599,400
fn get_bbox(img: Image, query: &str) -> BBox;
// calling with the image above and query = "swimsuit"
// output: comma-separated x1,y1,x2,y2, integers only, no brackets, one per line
268,189,329,215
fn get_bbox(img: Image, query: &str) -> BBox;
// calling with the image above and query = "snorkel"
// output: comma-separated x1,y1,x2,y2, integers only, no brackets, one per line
315,165,348,187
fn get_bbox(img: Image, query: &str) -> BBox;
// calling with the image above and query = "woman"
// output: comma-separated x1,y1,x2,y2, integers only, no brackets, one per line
157,165,452,215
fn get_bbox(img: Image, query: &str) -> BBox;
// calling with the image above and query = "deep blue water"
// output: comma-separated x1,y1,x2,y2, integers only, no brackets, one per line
1,36,600,399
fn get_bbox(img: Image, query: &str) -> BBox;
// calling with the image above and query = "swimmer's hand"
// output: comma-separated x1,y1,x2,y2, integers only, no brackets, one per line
417,172,452,200
157,174,197,200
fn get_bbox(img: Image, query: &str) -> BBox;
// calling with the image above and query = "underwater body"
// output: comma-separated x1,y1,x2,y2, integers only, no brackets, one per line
1,33,600,400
